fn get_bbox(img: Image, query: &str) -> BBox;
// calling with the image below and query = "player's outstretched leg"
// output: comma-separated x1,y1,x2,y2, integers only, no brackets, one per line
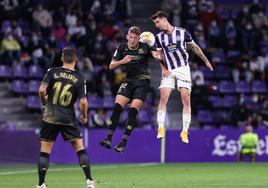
114,107,138,152
100,103,123,149
37,152,49,188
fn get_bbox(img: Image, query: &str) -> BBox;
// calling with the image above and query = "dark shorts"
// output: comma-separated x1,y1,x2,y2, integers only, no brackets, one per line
40,121,82,142
117,79,150,102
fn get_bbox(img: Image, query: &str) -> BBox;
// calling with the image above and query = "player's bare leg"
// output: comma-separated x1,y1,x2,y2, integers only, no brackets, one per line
114,99,143,152
180,87,191,143
157,88,172,139
71,138,96,188
100,95,129,149
37,141,54,188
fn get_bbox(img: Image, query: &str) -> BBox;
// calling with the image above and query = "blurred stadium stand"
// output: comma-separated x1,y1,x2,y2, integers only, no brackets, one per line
0,0,268,131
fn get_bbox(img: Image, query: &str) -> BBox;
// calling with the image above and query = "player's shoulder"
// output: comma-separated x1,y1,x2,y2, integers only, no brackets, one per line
175,26,186,31
45,67,60,74
156,31,164,38
117,43,128,50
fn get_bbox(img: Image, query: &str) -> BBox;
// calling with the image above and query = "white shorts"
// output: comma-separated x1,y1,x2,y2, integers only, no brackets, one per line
159,65,192,90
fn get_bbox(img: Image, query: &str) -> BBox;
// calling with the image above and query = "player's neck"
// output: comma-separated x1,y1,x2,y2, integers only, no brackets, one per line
128,43,139,50
165,24,175,34
63,64,75,71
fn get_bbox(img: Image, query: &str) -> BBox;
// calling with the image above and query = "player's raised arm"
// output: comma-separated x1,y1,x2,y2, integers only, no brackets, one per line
187,41,214,71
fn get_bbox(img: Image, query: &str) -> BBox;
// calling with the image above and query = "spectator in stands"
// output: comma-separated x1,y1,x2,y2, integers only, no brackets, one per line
231,102,251,127
52,22,66,41
27,32,49,67
0,32,21,63
161,0,182,25
249,54,265,81
238,125,259,162
112,0,132,21
78,57,95,94
91,108,108,128
232,57,253,83
32,3,53,36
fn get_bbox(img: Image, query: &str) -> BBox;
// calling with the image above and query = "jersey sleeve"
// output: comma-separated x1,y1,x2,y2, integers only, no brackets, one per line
112,45,123,61
78,78,87,99
41,68,53,86
185,30,193,43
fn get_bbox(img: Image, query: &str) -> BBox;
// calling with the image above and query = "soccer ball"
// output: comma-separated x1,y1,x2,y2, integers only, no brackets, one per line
140,31,155,47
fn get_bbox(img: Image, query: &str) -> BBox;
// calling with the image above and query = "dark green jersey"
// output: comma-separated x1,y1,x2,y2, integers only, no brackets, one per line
41,67,86,126
113,42,153,80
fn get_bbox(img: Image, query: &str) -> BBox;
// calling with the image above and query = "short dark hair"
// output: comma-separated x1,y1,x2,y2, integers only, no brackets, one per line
128,26,141,35
62,46,77,64
150,11,168,21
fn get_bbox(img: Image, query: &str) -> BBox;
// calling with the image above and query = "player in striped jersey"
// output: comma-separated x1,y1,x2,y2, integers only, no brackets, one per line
151,11,213,143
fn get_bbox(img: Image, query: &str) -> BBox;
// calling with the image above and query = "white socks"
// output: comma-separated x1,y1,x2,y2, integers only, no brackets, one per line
157,110,166,128
182,113,191,132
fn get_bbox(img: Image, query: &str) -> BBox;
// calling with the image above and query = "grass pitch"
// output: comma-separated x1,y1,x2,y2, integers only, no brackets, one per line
0,163,267,188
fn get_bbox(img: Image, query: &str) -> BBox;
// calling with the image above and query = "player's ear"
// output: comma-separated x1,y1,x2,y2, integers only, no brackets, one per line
61,57,64,63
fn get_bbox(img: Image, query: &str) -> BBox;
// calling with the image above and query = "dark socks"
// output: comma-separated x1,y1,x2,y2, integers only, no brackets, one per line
77,149,92,180
38,152,50,186
107,103,123,141
122,107,138,144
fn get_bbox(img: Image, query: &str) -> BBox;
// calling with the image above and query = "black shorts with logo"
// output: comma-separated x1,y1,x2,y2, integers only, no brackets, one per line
117,79,150,102
40,121,82,142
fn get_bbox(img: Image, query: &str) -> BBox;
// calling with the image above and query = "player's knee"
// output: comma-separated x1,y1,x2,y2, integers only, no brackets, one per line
160,94,169,104
182,95,191,107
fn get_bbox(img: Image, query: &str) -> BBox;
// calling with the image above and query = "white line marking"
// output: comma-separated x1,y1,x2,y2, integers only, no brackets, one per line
0,163,158,175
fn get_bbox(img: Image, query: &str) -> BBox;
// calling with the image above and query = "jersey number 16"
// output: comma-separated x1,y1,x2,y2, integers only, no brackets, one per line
52,82,73,106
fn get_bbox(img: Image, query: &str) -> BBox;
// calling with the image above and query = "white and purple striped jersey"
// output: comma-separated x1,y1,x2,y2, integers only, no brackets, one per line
155,27,193,70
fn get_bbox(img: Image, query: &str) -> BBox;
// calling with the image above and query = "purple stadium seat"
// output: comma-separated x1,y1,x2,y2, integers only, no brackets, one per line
138,109,153,123
222,95,237,108
200,66,214,80
230,7,240,19
12,80,28,94
197,110,212,123
252,80,267,93
242,95,253,105
226,50,240,59
105,110,113,120
13,64,28,79
26,95,41,110
218,7,229,20
235,81,251,93
28,80,41,93
214,66,230,79
119,109,129,124
0,65,12,79
208,95,222,108
28,65,44,79
211,49,225,63
103,96,115,108
88,96,102,108
218,81,235,94
214,110,232,124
